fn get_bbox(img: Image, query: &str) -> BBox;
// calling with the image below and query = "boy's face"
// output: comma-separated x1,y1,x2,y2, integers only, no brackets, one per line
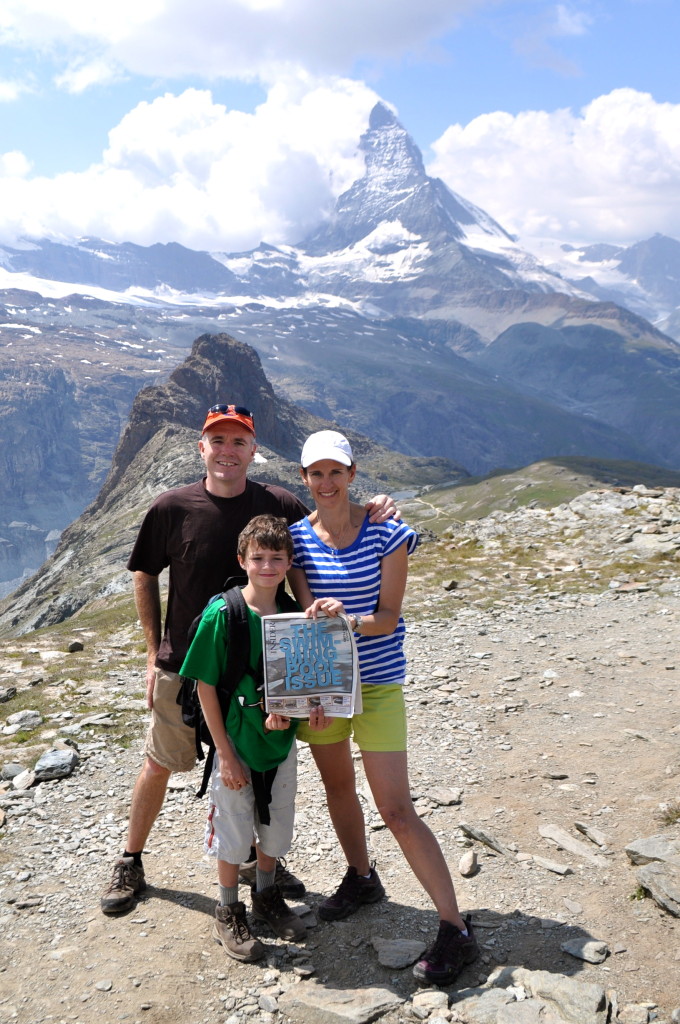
238,543,292,590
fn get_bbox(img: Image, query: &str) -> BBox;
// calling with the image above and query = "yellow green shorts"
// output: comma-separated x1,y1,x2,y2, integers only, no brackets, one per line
296,684,406,752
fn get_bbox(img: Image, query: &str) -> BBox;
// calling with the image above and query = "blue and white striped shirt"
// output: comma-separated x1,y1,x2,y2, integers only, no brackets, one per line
290,516,419,686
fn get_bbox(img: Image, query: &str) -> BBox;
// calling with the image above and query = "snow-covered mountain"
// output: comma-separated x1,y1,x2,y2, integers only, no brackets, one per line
523,233,680,336
2,101,680,594
2,103,677,335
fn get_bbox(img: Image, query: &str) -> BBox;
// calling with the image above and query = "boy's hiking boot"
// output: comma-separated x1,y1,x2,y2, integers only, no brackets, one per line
213,902,264,962
251,885,307,941
100,856,146,915
412,916,479,986
238,856,305,899
318,865,385,921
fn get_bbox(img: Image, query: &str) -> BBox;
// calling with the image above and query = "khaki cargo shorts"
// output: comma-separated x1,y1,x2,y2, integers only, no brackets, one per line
143,667,198,773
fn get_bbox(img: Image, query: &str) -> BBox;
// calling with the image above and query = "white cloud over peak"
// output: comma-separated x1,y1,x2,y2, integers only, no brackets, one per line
0,79,378,250
429,88,680,245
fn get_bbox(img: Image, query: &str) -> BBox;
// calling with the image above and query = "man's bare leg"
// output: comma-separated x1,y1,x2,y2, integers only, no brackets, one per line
101,756,170,914
125,756,171,852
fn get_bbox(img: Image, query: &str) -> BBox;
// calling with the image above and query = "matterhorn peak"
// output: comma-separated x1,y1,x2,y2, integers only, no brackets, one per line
301,102,510,256
359,102,427,185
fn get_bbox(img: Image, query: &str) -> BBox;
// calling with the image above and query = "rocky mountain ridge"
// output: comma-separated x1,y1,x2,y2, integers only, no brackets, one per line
0,332,465,637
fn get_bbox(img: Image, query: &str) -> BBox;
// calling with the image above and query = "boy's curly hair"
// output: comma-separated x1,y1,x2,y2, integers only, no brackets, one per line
237,514,294,560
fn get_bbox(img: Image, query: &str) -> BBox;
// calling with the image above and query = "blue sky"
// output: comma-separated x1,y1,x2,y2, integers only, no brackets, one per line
0,0,678,252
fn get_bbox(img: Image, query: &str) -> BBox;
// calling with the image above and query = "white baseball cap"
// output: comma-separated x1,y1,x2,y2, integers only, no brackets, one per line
300,430,353,468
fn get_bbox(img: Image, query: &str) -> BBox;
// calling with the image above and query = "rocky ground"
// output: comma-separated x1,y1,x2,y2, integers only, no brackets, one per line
2,487,680,1024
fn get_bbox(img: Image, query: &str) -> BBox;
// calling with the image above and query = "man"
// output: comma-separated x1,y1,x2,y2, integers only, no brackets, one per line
101,403,396,914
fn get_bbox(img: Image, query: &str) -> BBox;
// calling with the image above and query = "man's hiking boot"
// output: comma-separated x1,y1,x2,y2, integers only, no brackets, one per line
319,865,385,921
238,856,305,899
213,902,264,962
251,885,307,941
412,915,479,986
100,856,146,915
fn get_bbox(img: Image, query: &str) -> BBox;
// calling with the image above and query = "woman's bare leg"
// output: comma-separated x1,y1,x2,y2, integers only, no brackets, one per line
361,749,465,929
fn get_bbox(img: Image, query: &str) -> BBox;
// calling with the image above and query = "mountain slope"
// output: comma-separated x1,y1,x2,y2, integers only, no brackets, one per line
0,333,466,637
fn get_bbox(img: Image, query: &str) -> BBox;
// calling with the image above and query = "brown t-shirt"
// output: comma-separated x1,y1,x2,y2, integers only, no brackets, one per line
127,478,308,672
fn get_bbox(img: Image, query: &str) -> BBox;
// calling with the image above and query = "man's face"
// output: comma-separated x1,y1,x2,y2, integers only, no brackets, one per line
198,422,256,487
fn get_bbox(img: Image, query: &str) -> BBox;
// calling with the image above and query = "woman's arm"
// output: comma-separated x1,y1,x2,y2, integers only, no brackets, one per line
304,543,409,637
287,566,314,609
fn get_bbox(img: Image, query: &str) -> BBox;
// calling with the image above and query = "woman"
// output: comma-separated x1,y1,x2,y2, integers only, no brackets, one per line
287,429,479,987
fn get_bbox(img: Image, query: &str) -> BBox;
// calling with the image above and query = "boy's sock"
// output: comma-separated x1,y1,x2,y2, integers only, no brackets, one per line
256,867,276,892
123,850,143,868
219,885,239,907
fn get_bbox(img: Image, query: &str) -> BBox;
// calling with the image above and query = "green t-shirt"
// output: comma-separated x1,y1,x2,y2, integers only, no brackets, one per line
179,597,298,772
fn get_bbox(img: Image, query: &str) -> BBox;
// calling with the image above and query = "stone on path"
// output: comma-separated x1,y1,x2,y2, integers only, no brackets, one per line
538,824,608,867
429,785,462,806
624,835,680,867
532,855,572,876
459,849,478,877
370,935,426,968
574,821,609,848
637,860,680,916
412,990,449,1012
617,1005,651,1024
11,769,35,790
34,747,80,781
560,937,609,963
278,981,403,1024
460,822,515,858
452,966,610,1024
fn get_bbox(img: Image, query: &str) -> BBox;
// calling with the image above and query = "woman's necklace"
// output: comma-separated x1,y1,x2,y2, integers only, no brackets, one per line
315,514,352,553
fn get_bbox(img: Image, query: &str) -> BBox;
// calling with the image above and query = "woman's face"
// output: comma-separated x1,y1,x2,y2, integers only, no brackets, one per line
301,459,356,507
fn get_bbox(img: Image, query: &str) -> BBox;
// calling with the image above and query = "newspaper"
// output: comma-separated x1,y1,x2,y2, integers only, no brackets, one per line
261,612,360,718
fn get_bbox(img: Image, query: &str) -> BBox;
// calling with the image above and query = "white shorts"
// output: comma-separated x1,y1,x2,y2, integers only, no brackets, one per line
203,743,297,864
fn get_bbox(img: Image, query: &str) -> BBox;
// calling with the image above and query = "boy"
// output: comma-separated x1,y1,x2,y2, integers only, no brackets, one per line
180,514,327,961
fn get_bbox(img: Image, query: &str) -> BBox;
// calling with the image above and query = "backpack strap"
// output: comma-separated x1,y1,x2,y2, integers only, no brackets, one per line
195,586,253,799
194,585,298,800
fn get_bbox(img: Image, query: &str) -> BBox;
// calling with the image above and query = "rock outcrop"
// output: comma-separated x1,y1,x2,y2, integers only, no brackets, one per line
0,332,465,636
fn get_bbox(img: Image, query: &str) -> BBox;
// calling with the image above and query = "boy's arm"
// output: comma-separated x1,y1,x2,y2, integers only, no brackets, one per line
197,680,248,790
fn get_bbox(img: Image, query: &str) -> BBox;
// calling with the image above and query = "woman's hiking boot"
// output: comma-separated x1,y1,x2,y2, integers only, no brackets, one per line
412,916,479,986
319,865,385,921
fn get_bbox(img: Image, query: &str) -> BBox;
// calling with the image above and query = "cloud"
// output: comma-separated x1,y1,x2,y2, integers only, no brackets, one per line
0,77,31,102
0,0,494,86
0,79,379,250
54,57,125,94
511,2,593,75
428,88,680,244
0,151,31,176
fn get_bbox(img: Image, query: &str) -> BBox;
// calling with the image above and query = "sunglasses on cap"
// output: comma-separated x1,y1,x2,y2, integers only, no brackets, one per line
203,404,255,433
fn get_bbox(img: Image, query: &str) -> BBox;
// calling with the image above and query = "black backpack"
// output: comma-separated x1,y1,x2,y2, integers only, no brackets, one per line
177,582,298,798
